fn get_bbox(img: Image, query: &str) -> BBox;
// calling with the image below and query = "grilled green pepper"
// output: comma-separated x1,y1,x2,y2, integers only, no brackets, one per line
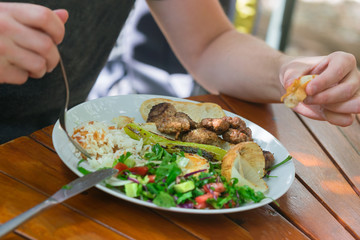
124,123,227,161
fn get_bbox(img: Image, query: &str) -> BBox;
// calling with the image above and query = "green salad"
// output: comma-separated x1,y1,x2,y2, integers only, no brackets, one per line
75,122,291,209
78,143,266,209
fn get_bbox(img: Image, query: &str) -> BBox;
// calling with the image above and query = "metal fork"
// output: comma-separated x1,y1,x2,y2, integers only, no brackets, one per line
58,54,92,159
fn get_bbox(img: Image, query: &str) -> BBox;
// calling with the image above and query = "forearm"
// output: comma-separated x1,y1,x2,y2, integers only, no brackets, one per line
192,30,291,103
147,0,291,103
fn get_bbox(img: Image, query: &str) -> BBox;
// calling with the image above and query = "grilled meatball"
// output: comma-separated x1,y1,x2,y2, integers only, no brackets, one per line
242,127,253,141
222,116,246,130
222,128,251,144
200,118,230,134
155,115,191,134
181,128,220,145
147,102,177,123
263,150,275,169
175,112,197,129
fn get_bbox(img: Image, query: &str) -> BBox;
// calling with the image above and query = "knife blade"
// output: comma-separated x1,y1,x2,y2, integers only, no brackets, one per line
0,168,117,237
52,168,117,202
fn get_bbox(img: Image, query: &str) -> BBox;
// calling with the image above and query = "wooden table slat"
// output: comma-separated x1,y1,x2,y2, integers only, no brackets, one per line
41,125,54,136
228,204,310,240
0,173,128,240
275,106,360,238
218,94,360,239
29,129,55,152
273,178,355,240
300,115,360,193
339,120,360,155
159,212,254,240
1,232,27,240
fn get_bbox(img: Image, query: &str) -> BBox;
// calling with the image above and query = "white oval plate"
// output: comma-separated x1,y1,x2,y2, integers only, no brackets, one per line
52,94,295,214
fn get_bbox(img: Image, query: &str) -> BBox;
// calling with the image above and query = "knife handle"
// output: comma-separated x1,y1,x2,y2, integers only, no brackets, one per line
0,198,57,238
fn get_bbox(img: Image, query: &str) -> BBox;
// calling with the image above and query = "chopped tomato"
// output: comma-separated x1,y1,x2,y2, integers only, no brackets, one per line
212,191,220,199
224,200,236,208
129,166,149,176
148,175,156,183
114,162,128,173
194,193,213,209
114,163,149,177
195,202,207,209
195,193,213,204
203,183,225,193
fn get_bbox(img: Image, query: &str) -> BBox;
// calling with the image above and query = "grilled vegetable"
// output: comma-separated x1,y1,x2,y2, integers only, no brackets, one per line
124,123,227,161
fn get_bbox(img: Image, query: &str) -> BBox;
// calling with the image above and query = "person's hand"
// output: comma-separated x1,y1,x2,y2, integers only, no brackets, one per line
0,3,68,84
280,51,360,127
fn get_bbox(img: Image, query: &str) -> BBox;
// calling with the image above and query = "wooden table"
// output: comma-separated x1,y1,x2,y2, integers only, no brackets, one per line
1,94,359,240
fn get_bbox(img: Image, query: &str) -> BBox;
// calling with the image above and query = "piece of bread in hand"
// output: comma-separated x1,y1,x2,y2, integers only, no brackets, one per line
140,98,226,122
221,142,268,193
281,75,317,108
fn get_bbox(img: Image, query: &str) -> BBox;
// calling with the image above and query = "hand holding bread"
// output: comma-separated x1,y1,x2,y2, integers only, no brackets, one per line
280,52,360,127
281,75,316,108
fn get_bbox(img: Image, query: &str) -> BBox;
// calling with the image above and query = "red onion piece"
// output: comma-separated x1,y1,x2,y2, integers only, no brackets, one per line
184,169,207,178
128,177,139,184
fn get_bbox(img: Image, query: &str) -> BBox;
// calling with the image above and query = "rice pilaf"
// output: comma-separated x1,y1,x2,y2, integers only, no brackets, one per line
72,121,146,169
